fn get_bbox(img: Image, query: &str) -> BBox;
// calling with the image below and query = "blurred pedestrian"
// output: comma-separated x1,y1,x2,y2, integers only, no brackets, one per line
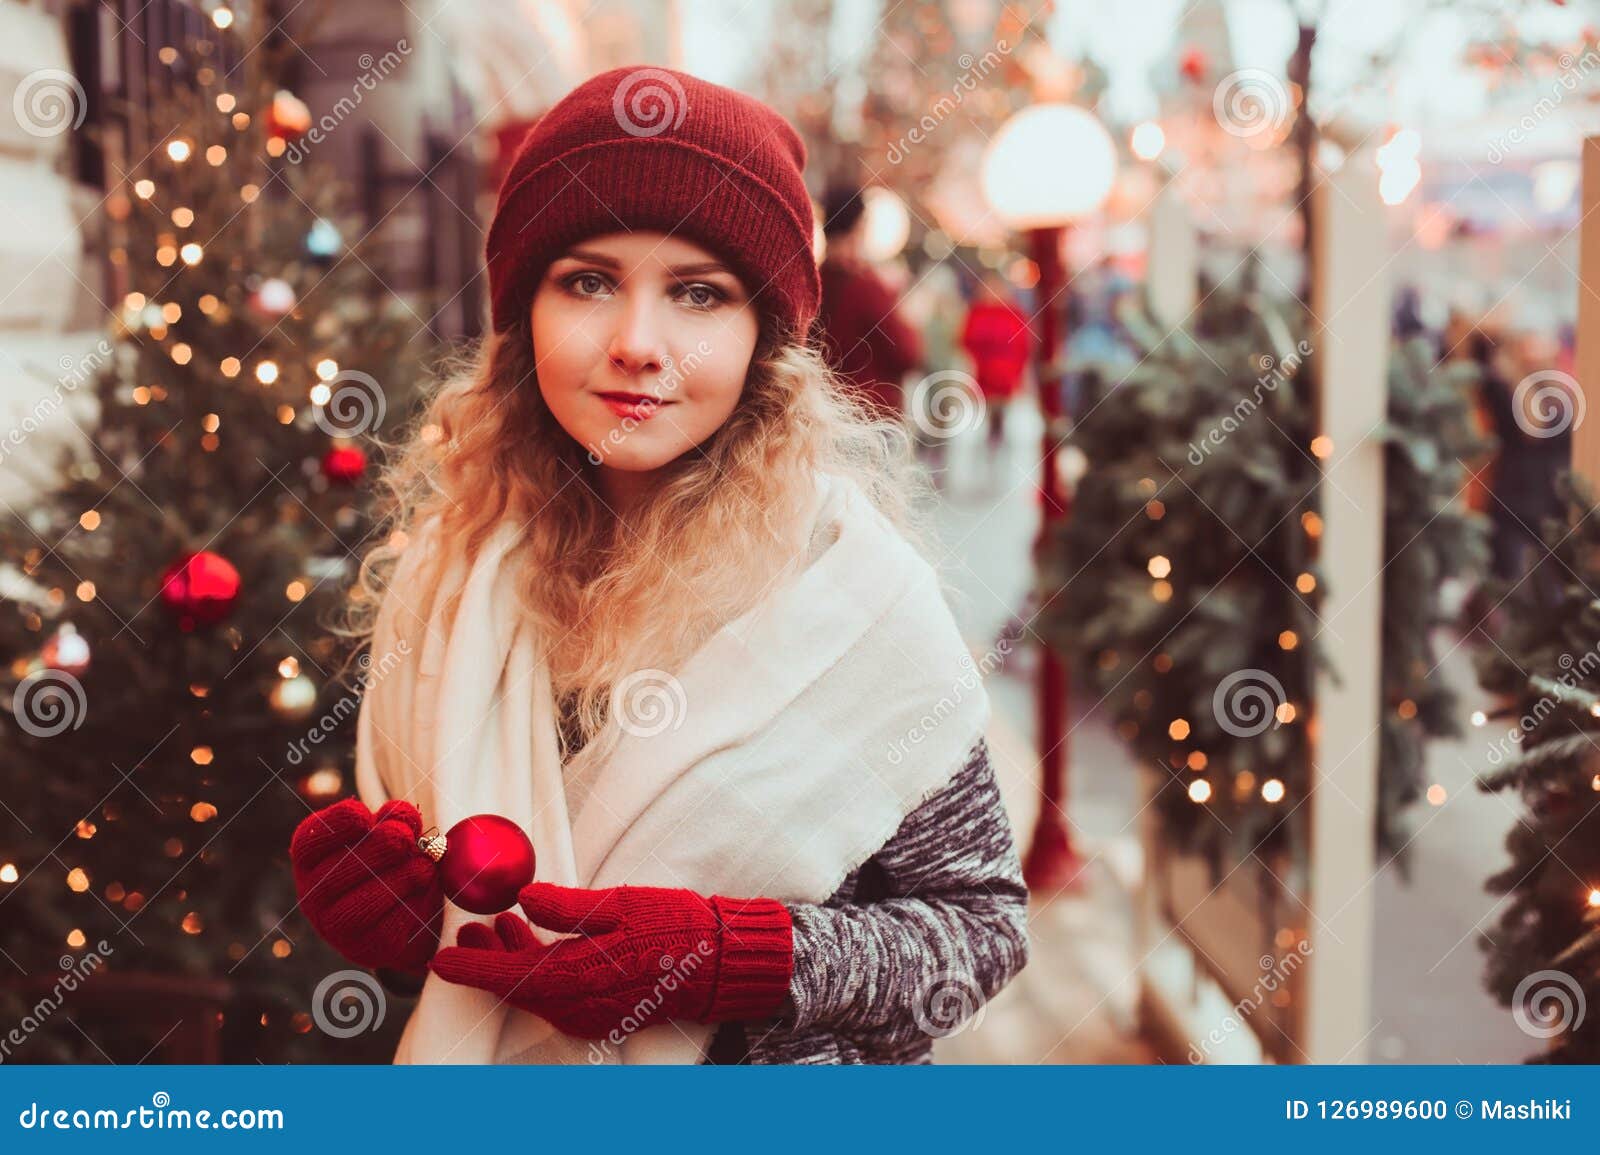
1472,330,1569,587
960,274,1031,455
815,182,923,421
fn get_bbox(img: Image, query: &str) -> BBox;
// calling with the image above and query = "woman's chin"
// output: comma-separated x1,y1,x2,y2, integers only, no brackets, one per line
585,437,689,473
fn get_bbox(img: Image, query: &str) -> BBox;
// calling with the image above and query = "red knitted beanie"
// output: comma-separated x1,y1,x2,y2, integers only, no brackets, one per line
486,66,820,338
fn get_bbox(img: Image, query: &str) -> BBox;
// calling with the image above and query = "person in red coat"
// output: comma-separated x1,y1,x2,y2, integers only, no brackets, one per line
960,275,1032,451
815,183,923,420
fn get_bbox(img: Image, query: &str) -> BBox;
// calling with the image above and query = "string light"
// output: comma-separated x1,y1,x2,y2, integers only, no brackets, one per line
1295,572,1316,593
1147,555,1172,579
66,867,89,892
1188,779,1212,803
302,767,342,798
1275,702,1296,724
220,357,241,378
134,179,155,199
1262,778,1286,803
1426,784,1447,805
180,242,203,265
255,360,280,385
216,93,236,113
1301,511,1323,537
1278,630,1299,651
1168,718,1190,740
315,358,339,381
212,6,234,28
206,144,227,166
1310,435,1333,459
166,138,193,163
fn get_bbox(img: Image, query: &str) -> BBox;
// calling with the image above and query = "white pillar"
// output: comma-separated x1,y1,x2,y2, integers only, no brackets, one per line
1147,182,1198,331
1304,149,1388,1063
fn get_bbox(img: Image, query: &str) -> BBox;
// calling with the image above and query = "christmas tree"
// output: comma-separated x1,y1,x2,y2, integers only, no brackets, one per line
1475,474,1600,1063
1036,288,1486,879
0,29,421,1062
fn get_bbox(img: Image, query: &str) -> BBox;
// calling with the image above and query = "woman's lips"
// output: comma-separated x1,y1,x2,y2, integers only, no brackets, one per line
596,392,673,421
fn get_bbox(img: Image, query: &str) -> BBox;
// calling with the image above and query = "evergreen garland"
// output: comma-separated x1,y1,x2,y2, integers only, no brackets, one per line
1475,475,1600,1063
1036,289,1486,881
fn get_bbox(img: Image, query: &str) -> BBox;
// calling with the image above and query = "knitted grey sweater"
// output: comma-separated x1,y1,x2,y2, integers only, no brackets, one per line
702,734,1030,1064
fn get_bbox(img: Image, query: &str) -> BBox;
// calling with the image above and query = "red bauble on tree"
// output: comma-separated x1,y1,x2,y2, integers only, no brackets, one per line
418,814,536,915
267,89,312,141
321,444,367,485
1179,46,1209,83
158,550,242,629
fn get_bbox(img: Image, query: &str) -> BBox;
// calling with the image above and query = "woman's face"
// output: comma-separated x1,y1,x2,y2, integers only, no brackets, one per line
530,231,760,498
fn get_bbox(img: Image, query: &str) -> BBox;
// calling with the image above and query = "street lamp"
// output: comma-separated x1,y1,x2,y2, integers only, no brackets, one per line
980,102,1116,893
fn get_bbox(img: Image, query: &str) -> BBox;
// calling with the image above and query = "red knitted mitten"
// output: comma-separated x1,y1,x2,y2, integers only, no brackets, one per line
289,797,443,974
428,882,794,1039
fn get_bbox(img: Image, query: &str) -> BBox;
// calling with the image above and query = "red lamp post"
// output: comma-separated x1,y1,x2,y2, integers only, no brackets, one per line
980,104,1118,894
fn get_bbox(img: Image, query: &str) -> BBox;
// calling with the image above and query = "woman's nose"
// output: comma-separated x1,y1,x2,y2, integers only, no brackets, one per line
606,294,668,375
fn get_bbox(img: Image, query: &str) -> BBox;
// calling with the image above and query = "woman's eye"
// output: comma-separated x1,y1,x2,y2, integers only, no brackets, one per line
564,272,611,297
677,282,725,309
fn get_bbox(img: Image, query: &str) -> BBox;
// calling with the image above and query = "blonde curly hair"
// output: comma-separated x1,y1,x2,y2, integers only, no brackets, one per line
335,316,935,769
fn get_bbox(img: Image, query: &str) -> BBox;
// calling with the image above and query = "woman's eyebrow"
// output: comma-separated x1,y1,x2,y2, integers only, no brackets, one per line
556,248,623,268
669,261,734,277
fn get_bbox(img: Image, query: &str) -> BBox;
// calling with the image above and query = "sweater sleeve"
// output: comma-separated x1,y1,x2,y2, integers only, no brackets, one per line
778,735,1030,1048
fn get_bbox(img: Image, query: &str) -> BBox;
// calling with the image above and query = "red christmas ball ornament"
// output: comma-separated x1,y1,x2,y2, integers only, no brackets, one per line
158,550,242,629
418,814,535,915
267,89,312,142
321,444,367,485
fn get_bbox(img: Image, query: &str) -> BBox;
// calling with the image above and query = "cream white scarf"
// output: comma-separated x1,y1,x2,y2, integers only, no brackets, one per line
352,472,988,1064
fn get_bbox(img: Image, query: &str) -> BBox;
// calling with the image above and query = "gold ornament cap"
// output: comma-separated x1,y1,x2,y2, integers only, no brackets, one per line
417,826,447,863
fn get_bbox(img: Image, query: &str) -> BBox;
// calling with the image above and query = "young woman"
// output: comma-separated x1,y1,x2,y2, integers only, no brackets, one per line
288,66,1029,1065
